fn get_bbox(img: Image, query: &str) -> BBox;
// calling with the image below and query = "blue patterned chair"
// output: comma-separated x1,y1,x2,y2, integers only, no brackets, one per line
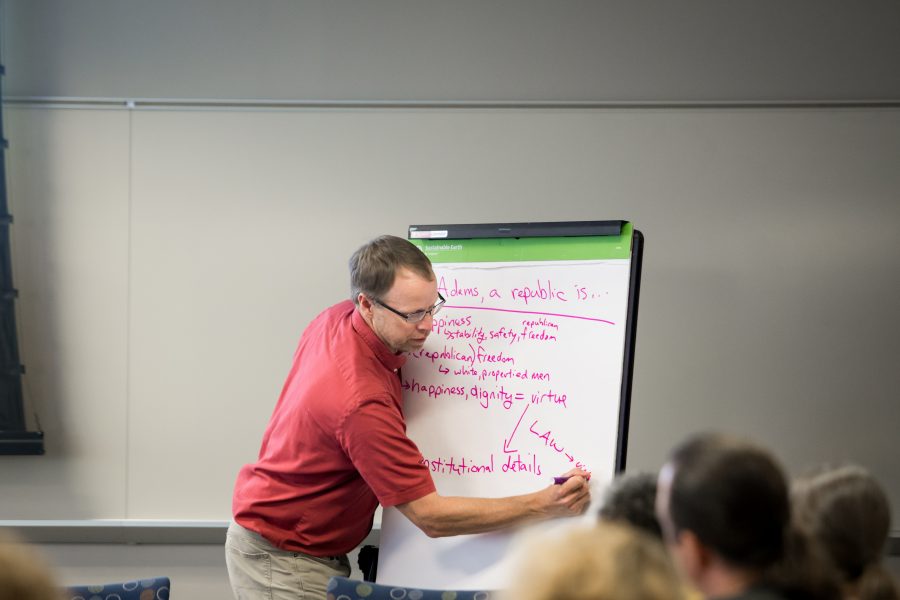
65,576,170,600
327,575,492,600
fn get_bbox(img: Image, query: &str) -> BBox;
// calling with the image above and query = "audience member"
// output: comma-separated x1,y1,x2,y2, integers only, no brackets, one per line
598,472,663,539
793,465,900,600
0,532,61,600
504,521,686,600
655,432,839,600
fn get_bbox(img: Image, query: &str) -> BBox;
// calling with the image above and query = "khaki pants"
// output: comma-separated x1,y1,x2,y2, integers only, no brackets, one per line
225,521,351,600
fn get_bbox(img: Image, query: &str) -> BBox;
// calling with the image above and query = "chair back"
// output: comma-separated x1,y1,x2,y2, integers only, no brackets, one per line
65,576,170,600
327,575,491,600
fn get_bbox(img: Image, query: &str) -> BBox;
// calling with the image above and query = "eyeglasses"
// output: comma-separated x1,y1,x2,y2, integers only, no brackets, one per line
372,293,446,323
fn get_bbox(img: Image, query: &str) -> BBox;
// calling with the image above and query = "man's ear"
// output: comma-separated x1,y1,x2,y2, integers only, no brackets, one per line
357,294,374,318
678,530,712,584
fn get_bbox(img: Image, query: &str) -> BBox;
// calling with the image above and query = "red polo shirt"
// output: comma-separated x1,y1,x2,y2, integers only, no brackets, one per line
232,300,436,556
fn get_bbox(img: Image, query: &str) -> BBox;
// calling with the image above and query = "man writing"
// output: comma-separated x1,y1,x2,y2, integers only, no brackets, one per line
226,235,590,600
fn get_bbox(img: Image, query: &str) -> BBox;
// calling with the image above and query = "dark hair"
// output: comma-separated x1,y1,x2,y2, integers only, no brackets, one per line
666,433,790,569
793,465,899,600
760,525,843,600
598,472,663,540
349,235,434,305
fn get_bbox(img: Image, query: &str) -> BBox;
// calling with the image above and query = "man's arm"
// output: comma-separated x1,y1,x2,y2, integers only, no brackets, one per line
394,469,591,538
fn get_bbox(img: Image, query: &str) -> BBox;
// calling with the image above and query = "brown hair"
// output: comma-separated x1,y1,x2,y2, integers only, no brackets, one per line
504,522,685,600
793,465,899,600
0,532,61,600
667,433,790,569
666,434,841,600
348,235,434,305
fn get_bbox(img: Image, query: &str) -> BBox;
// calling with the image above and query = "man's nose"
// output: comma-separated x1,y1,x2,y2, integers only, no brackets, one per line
417,313,434,331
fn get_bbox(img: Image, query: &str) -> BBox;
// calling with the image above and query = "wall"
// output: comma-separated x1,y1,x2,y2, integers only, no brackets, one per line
5,0,900,102
2,2,899,598
7,102,900,521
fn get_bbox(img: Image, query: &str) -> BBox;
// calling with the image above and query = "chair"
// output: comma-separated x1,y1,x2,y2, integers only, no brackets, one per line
327,575,491,600
65,576,170,600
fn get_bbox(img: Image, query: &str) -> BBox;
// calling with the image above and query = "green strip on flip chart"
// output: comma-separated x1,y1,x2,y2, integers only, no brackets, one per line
411,222,633,263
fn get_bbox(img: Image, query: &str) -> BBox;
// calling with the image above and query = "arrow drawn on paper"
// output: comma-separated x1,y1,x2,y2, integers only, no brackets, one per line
503,404,530,454
438,364,449,375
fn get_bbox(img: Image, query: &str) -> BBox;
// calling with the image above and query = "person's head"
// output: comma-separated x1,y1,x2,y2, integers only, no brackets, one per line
349,235,440,354
655,433,790,595
793,465,899,600
598,472,663,539
505,522,685,600
0,532,61,600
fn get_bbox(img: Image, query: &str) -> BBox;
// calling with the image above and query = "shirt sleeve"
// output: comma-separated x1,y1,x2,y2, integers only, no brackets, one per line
337,396,437,507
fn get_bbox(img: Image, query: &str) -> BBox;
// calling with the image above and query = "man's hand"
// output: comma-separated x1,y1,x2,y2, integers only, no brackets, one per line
539,468,592,517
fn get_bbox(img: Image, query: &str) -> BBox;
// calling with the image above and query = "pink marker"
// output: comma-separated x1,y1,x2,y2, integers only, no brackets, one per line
554,473,591,484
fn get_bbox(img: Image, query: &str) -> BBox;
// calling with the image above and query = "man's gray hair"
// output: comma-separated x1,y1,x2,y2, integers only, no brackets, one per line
349,235,434,304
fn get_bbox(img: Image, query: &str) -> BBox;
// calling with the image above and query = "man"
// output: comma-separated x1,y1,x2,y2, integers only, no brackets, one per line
226,235,590,600
654,433,793,600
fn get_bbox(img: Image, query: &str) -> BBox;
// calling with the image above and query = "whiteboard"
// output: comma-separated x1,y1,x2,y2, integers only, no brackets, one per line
377,224,639,588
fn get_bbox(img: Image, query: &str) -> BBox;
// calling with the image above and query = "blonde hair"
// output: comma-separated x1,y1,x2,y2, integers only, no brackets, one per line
0,532,61,600
504,522,686,600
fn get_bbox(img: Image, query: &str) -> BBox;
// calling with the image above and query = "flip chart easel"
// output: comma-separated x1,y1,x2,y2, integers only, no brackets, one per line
376,220,643,589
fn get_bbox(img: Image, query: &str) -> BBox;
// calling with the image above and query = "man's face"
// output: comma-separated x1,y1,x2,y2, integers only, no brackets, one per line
360,267,438,354
657,462,693,576
655,462,678,545
657,462,701,585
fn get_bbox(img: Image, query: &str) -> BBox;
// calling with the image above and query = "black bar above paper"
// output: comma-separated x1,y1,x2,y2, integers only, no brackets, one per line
409,220,623,240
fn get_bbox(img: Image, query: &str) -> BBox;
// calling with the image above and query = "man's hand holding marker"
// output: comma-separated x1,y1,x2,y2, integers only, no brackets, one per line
539,468,592,518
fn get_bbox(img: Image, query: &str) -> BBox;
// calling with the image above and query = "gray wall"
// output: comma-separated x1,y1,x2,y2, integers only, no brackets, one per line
5,105,900,521
5,0,900,103
2,1,899,598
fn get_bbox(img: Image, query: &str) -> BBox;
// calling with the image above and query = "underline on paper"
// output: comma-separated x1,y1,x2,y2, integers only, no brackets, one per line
445,305,615,325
